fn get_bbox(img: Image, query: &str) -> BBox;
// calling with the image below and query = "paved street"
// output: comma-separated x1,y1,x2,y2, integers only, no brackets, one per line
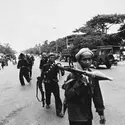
0,57,125,125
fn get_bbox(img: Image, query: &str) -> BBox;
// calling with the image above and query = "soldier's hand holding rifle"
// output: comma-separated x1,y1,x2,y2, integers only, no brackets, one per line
100,115,106,125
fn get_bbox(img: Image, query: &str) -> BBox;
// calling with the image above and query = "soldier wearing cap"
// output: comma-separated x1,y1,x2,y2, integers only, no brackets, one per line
64,48,106,125
40,53,64,117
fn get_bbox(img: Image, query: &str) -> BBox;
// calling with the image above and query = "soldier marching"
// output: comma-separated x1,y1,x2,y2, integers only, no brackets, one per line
38,53,65,117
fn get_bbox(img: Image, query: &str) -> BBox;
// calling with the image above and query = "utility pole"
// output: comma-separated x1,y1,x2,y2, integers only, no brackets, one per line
53,27,58,53
66,36,69,49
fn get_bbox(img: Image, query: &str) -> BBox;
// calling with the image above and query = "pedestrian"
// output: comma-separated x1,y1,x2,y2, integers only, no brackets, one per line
17,53,31,86
40,53,64,118
1,57,5,69
69,54,74,67
29,54,35,78
64,48,106,125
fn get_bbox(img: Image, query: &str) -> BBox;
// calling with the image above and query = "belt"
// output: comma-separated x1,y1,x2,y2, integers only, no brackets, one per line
44,79,58,84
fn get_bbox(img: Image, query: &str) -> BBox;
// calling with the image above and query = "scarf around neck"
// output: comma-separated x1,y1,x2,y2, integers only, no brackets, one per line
75,62,90,86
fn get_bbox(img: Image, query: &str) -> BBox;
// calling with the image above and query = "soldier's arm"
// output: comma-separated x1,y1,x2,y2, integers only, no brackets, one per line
39,60,42,69
37,65,45,92
40,65,45,79
65,74,85,100
17,60,21,69
93,80,105,116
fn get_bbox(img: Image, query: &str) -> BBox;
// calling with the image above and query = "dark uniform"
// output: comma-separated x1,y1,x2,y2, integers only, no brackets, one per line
40,54,64,117
17,53,31,86
39,55,48,71
65,72,105,125
26,55,34,78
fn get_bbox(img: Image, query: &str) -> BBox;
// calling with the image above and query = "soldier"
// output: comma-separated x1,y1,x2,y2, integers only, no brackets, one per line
12,54,17,65
39,53,48,73
1,56,5,69
26,54,34,79
31,55,35,65
64,48,106,125
17,53,31,86
30,55,35,78
40,53,64,118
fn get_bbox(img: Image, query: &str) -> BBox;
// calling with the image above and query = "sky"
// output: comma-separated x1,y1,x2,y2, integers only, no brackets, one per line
0,0,124,52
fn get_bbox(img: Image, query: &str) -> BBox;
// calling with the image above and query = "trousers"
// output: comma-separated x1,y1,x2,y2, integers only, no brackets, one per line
44,82,62,114
19,67,30,85
69,120,92,125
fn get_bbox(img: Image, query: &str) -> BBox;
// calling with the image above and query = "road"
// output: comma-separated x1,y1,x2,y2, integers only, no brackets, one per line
0,57,125,125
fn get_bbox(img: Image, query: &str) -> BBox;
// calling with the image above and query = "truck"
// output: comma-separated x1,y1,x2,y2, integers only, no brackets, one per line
60,49,71,62
60,48,76,62
92,46,114,69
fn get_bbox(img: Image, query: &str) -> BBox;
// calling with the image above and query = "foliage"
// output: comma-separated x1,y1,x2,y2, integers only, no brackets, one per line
74,14,125,34
24,14,125,56
118,23,125,39
0,43,16,55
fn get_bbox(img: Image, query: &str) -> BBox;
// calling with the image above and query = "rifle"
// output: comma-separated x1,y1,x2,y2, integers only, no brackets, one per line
58,65,113,81
36,76,45,107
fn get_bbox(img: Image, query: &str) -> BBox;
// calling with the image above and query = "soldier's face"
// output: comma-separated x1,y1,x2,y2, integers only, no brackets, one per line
49,56,55,62
79,55,92,69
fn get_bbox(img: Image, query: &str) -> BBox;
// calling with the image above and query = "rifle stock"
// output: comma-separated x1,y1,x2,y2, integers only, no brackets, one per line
58,66,113,81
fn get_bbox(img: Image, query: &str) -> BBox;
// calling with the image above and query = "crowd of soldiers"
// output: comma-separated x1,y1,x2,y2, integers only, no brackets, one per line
0,54,17,69
16,49,106,125
35,49,105,125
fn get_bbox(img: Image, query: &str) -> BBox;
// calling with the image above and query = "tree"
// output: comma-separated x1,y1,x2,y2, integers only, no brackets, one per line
40,40,50,53
74,14,125,34
73,14,125,46
24,14,125,55
0,43,16,55
118,23,125,39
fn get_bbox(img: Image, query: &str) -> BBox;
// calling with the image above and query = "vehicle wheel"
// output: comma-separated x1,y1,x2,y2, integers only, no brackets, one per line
106,63,112,69
93,61,99,69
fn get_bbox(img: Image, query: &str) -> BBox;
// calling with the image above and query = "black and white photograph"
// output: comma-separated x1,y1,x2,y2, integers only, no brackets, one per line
0,0,125,125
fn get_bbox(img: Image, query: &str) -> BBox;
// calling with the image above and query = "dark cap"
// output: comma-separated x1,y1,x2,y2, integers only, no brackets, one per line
48,53,56,58
19,53,25,59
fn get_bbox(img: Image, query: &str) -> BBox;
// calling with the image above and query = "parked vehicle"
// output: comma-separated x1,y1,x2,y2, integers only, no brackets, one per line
92,46,114,69
60,49,71,62
60,48,76,62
